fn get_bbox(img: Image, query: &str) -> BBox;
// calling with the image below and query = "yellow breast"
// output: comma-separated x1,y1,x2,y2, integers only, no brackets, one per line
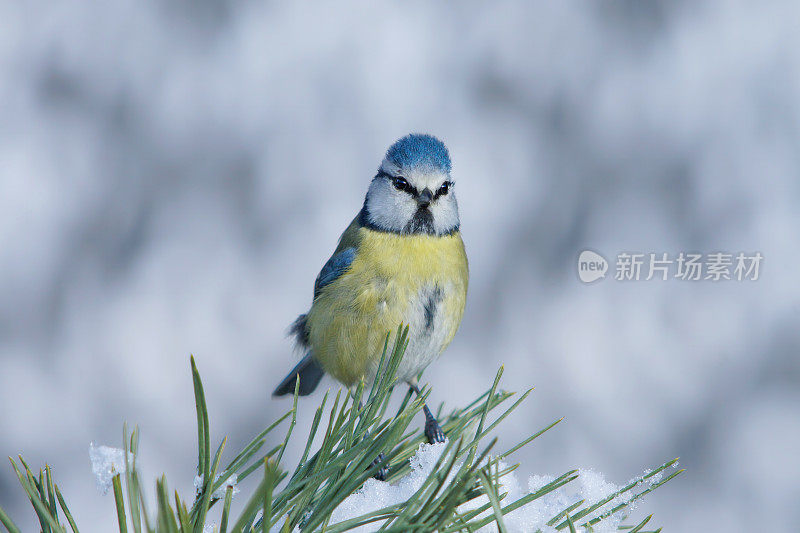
306,228,468,386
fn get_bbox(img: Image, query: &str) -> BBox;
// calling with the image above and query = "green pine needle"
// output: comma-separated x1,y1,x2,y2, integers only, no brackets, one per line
0,324,682,532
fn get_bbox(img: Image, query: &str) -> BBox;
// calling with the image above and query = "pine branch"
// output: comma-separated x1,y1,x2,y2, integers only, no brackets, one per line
0,325,682,532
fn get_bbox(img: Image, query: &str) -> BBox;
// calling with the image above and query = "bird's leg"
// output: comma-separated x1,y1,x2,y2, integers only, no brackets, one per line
407,379,446,444
357,400,389,480
371,451,388,481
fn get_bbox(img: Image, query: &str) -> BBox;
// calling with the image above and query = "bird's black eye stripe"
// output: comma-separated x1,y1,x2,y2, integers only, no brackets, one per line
376,170,430,196
435,181,452,198
392,176,410,191
377,171,416,195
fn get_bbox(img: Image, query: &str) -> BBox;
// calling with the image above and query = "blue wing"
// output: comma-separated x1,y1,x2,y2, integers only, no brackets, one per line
314,247,356,299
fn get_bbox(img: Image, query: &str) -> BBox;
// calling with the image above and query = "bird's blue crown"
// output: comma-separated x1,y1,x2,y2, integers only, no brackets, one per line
384,134,451,174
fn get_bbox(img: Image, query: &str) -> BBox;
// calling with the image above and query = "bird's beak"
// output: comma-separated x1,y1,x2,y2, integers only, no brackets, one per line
417,188,433,208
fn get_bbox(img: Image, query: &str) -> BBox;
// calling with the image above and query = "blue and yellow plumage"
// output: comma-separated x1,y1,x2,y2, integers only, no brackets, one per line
274,134,468,447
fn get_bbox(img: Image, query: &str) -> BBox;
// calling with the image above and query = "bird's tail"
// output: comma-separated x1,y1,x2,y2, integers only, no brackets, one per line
272,352,325,397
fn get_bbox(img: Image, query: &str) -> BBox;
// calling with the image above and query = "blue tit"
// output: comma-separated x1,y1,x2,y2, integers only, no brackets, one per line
273,133,468,445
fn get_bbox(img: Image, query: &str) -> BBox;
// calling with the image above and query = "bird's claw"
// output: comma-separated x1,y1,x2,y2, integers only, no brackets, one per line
371,452,389,481
425,419,446,444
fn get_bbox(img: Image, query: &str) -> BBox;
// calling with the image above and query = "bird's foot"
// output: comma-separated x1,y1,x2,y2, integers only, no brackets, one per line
371,452,389,481
424,418,446,444
360,426,389,480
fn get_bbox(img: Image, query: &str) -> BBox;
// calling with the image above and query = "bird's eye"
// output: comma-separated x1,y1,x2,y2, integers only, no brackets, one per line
392,177,409,191
436,181,451,197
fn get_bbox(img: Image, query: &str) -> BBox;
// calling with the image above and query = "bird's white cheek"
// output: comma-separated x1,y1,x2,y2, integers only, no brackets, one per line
432,195,460,234
366,186,417,231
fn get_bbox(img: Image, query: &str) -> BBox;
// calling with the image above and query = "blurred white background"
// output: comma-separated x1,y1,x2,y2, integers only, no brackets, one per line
2,1,799,531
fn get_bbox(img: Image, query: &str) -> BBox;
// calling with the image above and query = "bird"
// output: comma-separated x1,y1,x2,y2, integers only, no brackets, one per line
273,133,468,451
